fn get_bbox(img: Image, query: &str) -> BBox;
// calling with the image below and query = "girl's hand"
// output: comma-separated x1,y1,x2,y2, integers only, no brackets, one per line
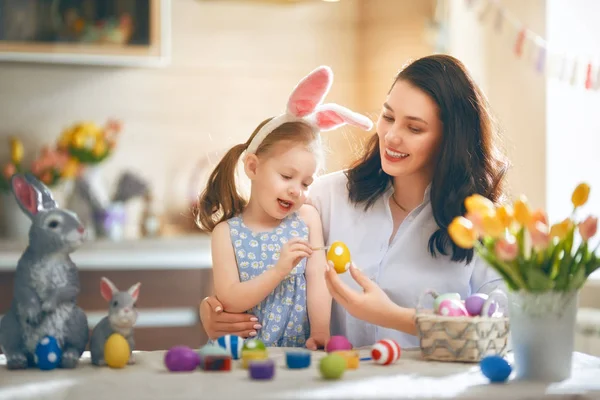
306,332,329,351
324,261,404,329
275,238,313,275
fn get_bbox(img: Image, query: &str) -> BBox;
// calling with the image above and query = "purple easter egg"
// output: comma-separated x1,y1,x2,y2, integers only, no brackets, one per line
164,346,200,372
437,299,469,317
465,293,488,316
325,336,353,353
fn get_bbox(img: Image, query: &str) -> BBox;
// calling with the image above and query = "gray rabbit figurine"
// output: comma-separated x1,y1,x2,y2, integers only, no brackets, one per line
90,277,140,366
0,173,89,369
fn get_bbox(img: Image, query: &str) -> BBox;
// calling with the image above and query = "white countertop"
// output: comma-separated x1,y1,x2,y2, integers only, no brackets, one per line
0,235,212,271
1,348,600,400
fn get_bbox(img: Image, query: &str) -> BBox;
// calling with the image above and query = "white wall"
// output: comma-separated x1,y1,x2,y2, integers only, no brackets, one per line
546,0,600,224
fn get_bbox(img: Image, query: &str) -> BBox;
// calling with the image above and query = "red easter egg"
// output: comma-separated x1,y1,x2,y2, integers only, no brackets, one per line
371,339,401,365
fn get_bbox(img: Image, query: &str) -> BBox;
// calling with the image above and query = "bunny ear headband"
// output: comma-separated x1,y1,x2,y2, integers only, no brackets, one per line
245,66,374,156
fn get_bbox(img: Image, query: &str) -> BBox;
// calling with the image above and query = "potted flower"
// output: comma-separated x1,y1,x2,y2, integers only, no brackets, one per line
448,183,599,381
57,119,123,239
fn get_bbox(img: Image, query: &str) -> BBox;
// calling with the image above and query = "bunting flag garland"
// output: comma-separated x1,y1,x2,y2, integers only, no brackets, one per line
464,0,598,91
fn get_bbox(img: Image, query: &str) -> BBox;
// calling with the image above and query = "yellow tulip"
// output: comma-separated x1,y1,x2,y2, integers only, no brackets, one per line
571,183,590,208
448,217,478,249
92,140,106,157
495,205,513,229
72,131,85,148
464,194,495,216
61,158,80,178
58,128,74,149
9,137,24,165
549,218,573,240
482,213,504,238
513,196,531,226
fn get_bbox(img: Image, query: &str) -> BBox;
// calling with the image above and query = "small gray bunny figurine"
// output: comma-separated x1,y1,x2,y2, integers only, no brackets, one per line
90,277,140,366
0,173,89,369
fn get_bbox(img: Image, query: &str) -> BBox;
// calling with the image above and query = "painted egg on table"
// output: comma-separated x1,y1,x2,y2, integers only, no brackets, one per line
242,338,266,352
164,345,200,372
35,336,62,371
325,335,352,353
437,299,469,317
217,335,244,359
319,354,346,380
327,241,351,274
371,339,401,365
104,333,131,369
433,293,461,313
480,355,512,383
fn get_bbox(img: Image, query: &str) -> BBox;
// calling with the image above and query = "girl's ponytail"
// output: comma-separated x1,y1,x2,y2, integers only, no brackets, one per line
195,143,248,232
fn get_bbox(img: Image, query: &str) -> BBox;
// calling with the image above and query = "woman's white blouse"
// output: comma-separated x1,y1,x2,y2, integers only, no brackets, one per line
309,170,505,348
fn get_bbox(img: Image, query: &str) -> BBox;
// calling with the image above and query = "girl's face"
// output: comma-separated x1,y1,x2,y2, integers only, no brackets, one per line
377,80,443,181
246,141,317,220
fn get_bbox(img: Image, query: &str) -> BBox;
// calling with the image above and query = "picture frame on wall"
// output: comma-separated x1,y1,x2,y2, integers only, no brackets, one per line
0,0,170,67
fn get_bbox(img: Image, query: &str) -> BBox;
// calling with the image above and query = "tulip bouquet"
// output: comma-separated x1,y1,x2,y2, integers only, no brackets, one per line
448,183,599,293
57,119,121,165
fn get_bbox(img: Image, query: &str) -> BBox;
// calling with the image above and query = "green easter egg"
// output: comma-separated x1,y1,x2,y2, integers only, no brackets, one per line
433,293,461,312
319,354,346,380
242,339,266,352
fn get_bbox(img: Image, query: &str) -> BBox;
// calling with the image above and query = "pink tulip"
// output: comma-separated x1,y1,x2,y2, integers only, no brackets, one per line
465,211,485,236
2,163,16,179
495,235,518,261
530,221,550,250
579,216,598,241
30,161,42,174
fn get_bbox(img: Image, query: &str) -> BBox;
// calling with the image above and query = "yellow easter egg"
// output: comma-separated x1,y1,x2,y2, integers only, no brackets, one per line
327,241,351,274
104,333,130,369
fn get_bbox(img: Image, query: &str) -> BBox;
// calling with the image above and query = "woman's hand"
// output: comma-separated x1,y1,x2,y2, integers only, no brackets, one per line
198,296,262,340
324,262,417,335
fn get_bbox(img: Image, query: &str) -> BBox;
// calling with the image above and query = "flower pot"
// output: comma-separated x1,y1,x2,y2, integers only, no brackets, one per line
508,290,579,382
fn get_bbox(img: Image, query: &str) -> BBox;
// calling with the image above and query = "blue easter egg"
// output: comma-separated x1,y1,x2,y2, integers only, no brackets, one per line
35,336,62,371
216,335,244,360
480,355,511,383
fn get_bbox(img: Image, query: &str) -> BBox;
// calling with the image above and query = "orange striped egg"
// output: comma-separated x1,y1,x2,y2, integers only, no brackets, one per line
371,339,401,365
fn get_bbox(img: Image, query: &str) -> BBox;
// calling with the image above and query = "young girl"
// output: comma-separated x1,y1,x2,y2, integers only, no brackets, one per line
196,66,373,348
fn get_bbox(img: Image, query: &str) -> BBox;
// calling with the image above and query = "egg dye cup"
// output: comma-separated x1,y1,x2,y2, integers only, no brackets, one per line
249,359,276,380
286,350,311,369
332,350,359,369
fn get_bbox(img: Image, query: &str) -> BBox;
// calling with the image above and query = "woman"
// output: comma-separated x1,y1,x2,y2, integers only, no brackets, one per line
199,54,509,348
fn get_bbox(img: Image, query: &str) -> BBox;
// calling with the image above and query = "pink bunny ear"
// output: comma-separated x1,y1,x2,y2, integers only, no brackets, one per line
313,104,374,132
11,174,41,218
100,277,118,301
286,66,333,118
128,282,141,302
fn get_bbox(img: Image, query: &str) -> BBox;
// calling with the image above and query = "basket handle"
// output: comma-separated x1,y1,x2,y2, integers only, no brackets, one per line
481,288,508,317
416,289,440,314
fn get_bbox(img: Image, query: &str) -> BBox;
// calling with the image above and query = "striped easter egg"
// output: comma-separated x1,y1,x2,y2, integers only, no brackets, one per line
371,339,401,365
216,335,244,360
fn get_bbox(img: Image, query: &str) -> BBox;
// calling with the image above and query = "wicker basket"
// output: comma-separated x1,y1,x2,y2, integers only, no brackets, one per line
415,289,510,363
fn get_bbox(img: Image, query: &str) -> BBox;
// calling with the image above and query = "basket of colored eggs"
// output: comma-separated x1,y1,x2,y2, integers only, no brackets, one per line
414,289,510,363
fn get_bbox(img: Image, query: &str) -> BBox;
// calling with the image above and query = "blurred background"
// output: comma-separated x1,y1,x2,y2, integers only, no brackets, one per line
0,0,598,352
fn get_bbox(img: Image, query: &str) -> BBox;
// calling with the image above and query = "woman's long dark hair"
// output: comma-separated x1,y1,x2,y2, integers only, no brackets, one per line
346,54,509,264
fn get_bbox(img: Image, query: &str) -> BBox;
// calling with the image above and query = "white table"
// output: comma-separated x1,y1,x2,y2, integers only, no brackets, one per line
1,348,600,400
